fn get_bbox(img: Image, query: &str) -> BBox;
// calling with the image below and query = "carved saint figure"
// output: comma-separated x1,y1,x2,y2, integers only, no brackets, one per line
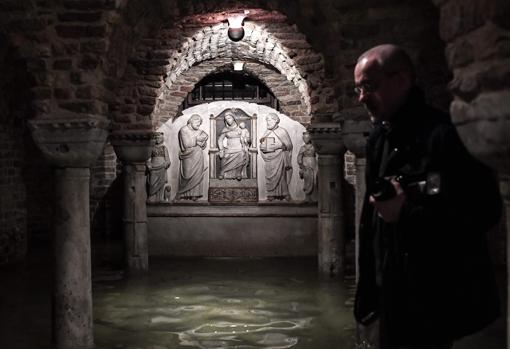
146,132,171,203
297,132,317,202
177,114,208,200
259,113,293,201
218,110,250,180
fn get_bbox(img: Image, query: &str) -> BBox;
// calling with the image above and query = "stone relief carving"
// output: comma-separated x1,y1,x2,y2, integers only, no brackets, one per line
208,108,259,203
217,110,250,180
259,113,293,201
208,187,258,203
146,132,171,203
297,131,318,202
176,114,208,201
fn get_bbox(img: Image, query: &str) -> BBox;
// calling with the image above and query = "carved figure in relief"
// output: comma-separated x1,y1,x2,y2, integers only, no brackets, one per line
238,121,250,150
176,114,208,201
297,131,317,202
259,113,293,201
146,132,171,203
218,110,250,180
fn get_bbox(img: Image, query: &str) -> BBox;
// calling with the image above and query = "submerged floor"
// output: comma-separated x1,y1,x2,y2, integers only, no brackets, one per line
93,258,356,349
0,244,505,349
0,248,357,349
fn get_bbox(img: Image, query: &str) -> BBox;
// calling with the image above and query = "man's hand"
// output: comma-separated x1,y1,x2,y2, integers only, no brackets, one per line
369,179,406,223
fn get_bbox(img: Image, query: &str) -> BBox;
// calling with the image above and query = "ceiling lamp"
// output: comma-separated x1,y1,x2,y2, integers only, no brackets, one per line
227,12,247,42
233,61,244,71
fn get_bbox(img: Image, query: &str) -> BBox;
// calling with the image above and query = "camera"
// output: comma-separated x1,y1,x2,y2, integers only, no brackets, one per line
370,176,401,201
370,172,441,201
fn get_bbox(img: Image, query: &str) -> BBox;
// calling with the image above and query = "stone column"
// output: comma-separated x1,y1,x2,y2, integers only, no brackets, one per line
54,168,93,348
343,119,371,282
353,157,366,280
309,122,345,278
29,115,109,349
343,119,375,348
111,131,155,273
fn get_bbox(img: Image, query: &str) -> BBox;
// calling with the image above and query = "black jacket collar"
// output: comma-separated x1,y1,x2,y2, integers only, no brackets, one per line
373,86,428,143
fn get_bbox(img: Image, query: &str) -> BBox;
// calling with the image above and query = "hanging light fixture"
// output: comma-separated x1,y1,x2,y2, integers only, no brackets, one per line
227,12,248,42
233,60,244,71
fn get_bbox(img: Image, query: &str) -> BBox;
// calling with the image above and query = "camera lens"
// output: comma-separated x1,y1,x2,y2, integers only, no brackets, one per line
371,178,396,201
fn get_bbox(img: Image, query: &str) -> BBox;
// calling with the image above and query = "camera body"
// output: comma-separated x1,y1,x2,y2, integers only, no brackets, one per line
370,172,441,201
371,176,400,201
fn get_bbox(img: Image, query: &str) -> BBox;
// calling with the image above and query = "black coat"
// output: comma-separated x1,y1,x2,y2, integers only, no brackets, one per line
354,87,502,348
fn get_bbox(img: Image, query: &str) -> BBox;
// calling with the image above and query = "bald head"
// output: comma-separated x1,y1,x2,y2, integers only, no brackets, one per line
354,44,416,121
357,44,416,82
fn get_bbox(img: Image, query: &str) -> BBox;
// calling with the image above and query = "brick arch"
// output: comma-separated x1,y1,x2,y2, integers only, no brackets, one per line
164,20,313,110
117,7,330,131
153,59,309,127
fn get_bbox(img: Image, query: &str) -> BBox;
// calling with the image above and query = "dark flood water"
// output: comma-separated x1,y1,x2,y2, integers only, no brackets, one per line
1,251,504,349
93,258,356,349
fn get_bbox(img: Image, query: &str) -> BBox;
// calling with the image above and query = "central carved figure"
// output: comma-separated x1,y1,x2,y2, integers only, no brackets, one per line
217,110,250,180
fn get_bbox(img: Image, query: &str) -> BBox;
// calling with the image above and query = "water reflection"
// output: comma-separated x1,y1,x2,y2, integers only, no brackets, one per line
93,258,355,349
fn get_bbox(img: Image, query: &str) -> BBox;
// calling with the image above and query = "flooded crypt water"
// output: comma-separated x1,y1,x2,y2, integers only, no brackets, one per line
92,258,356,349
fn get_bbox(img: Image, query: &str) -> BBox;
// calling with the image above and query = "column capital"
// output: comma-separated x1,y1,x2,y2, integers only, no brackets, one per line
342,119,372,158
110,130,156,164
28,114,110,168
307,122,345,155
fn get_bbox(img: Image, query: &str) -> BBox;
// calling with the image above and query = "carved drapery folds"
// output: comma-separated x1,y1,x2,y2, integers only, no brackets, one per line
260,113,294,201
146,132,171,203
149,106,316,204
208,108,258,203
176,114,209,201
297,131,318,202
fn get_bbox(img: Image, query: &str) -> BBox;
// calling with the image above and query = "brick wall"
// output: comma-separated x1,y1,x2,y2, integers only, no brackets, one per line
0,0,452,131
0,124,27,265
0,37,27,264
0,31,54,263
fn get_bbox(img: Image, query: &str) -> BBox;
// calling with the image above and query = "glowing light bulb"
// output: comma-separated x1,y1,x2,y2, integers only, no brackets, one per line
227,14,246,42
233,61,244,71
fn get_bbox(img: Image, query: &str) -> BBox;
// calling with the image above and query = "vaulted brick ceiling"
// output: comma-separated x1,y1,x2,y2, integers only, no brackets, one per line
124,8,329,128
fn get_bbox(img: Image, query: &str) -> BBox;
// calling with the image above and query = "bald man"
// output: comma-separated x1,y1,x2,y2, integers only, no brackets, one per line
353,45,502,349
